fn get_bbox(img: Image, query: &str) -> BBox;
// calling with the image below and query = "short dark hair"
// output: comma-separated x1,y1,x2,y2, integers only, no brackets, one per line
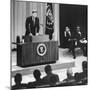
14,73,22,84
45,65,52,74
74,73,81,81
33,69,41,80
82,61,87,70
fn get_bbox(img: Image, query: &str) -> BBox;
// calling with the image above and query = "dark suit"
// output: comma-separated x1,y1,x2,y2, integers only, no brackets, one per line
25,16,39,36
42,73,59,86
12,84,27,90
75,31,86,56
27,79,44,88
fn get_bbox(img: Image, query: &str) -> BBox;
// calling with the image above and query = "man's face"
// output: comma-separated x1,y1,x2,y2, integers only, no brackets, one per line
66,27,69,31
76,26,80,32
32,12,37,18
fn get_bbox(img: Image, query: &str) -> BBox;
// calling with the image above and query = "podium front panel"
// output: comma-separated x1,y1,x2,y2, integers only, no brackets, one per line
17,41,59,67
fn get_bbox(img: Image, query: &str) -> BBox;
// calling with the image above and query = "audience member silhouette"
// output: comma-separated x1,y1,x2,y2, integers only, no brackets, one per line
42,65,59,86
75,26,82,42
80,61,87,84
82,61,87,77
63,68,74,83
74,72,82,85
12,73,27,90
73,61,87,86
59,68,74,86
12,62,87,89
27,69,43,88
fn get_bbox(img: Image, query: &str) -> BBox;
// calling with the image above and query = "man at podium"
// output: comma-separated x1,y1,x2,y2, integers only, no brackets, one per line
25,10,40,36
17,10,58,67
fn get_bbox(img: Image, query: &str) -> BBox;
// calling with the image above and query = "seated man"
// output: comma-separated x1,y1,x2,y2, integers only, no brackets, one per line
64,26,71,48
63,68,74,83
64,26,76,59
42,65,59,86
12,73,27,90
74,72,82,85
75,26,87,56
27,69,43,88
59,68,75,86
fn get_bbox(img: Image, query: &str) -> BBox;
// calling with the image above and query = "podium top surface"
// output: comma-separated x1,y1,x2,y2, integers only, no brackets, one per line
32,35,49,42
17,40,58,45
24,35,49,43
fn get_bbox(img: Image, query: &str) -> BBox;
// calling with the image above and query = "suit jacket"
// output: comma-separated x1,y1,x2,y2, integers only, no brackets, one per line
25,16,39,36
12,84,27,90
27,79,44,88
42,73,59,86
75,32,82,41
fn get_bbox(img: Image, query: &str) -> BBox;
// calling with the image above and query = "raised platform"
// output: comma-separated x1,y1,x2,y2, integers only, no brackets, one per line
12,61,74,77
11,48,75,77
12,47,88,77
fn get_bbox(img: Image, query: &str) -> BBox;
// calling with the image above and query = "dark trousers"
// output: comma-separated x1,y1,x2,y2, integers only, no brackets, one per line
69,40,76,59
45,29,53,40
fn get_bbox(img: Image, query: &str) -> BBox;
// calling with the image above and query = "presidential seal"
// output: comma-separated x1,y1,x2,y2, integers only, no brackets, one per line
37,43,47,56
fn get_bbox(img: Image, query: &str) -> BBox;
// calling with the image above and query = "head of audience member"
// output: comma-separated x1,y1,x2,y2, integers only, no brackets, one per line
67,68,73,79
45,65,52,75
82,61,87,72
32,10,37,18
33,69,41,81
14,73,22,86
74,73,81,82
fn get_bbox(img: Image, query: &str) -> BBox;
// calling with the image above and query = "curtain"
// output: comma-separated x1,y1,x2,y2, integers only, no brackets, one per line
11,0,47,43
11,0,60,49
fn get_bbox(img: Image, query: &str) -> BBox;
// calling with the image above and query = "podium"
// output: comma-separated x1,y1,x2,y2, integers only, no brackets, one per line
17,35,59,67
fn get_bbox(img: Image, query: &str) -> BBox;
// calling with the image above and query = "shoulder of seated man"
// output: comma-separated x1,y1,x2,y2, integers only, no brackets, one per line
52,73,59,77
27,80,44,88
42,76,49,83
27,82,36,88
51,74,59,80
43,74,59,81
12,84,27,90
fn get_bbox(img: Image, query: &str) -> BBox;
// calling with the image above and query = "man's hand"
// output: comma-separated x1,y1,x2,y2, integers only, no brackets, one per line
36,33,39,36
29,33,32,36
